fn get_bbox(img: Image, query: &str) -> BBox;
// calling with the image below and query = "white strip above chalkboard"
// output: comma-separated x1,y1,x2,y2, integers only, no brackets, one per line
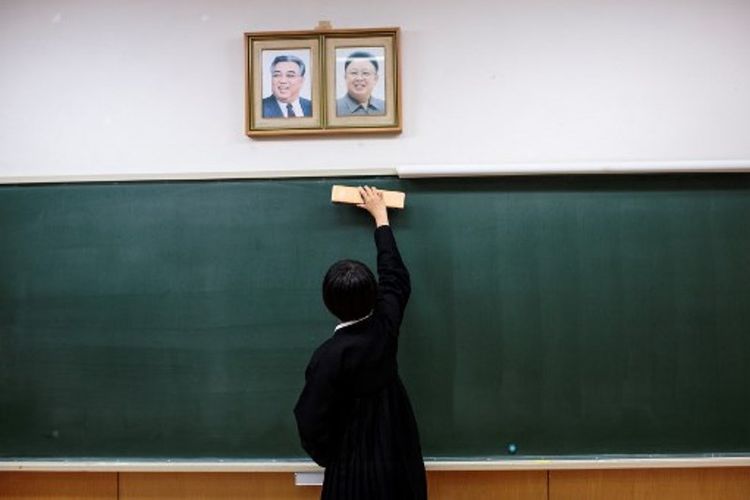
0,167,396,185
396,160,750,178
1,160,748,185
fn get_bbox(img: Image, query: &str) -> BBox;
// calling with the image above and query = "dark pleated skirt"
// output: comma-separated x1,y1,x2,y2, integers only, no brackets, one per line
321,378,427,500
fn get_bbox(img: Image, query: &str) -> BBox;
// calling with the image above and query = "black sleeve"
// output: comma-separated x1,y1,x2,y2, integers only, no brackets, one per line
374,225,411,334
293,350,340,467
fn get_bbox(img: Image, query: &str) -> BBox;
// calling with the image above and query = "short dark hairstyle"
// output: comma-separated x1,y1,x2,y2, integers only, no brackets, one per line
271,54,306,76
344,51,379,73
322,259,377,321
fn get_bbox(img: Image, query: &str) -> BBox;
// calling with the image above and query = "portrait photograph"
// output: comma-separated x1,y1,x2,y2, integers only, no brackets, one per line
325,34,400,131
245,28,399,136
261,49,312,119
334,47,386,117
246,36,320,136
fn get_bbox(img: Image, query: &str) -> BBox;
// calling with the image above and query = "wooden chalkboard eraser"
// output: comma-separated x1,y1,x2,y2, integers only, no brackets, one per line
331,185,405,209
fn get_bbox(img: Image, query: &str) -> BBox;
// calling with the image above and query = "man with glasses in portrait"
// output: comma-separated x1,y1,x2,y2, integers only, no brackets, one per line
336,51,385,116
262,54,312,118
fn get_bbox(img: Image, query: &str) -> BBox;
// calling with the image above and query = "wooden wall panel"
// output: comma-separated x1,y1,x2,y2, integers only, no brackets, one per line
550,467,750,500
427,471,548,500
4,467,749,500
119,472,321,500
0,472,117,500
120,470,548,500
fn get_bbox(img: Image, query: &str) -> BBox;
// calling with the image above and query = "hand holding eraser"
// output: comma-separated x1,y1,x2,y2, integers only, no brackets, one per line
331,185,405,209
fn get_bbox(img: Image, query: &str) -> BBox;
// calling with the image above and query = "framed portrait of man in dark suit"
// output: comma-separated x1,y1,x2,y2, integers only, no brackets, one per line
245,27,400,137
261,50,313,119
246,35,320,136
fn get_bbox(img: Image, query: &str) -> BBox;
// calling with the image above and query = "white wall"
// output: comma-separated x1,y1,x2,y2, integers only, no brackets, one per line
1,0,749,179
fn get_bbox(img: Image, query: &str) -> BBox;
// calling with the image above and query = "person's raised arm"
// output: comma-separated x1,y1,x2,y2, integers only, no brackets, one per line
357,185,389,227
358,186,410,333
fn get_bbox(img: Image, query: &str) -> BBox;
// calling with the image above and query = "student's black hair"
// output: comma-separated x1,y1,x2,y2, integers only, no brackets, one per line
322,259,377,322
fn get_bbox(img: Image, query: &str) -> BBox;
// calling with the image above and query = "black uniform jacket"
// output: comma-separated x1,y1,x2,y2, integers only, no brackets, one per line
294,226,427,500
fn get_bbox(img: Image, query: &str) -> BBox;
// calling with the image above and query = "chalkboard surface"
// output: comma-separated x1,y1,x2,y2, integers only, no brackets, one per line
1,175,749,460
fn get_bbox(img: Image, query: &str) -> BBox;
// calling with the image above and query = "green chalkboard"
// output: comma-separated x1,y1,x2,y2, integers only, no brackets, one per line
1,175,749,460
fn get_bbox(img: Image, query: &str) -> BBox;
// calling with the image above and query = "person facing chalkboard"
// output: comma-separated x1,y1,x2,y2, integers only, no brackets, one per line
294,186,427,500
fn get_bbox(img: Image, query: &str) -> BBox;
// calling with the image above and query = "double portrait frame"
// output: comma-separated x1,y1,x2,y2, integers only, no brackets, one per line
245,27,400,137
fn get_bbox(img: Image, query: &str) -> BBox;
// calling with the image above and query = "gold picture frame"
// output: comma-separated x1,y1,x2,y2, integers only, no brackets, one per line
245,27,400,137
246,35,321,134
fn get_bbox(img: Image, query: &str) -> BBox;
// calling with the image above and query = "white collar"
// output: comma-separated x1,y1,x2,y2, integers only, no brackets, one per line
280,98,303,117
334,311,373,332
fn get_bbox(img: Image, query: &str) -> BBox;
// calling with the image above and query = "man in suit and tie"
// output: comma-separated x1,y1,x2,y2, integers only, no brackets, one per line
262,55,312,118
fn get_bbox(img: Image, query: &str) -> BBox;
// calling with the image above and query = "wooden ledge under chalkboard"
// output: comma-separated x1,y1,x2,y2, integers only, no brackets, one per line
1,456,749,472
